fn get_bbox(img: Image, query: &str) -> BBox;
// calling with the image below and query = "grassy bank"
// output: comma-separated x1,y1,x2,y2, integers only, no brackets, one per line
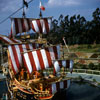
68,44,100,53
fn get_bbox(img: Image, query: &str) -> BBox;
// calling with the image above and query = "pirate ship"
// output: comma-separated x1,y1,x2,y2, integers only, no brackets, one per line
0,0,74,100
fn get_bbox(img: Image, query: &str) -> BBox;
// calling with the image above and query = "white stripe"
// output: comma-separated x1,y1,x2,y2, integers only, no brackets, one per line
40,49,49,69
40,19,45,34
24,53,32,73
60,81,64,89
52,83,57,94
14,45,22,66
13,39,22,43
42,19,47,34
62,60,66,67
17,19,23,33
36,43,39,48
11,19,16,36
22,44,27,52
29,44,33,50
54,61,60,72
56,45,60,59
32,51,41,71
70,60,74,72
24,19,29,31
3,37,14,44
8,46,18,73
47,18,52,31
67,80,70,89
49,47,55,61
32,20,40,33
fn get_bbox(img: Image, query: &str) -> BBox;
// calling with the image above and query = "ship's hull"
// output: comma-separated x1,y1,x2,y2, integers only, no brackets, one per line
15,89,53,100
11,78,53,100
15,89,36,100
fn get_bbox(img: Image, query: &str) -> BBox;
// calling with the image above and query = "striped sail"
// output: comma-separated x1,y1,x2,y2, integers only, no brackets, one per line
10,18,32,37
53,60,74,74
10,17,52,37
8,43,43,74
0,35,22,44
50,80,70,94
23,45,60,73
31,18,52,34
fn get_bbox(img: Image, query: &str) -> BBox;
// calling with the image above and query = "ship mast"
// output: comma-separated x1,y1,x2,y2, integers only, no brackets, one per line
22,0,26,18
39,8,42,18
22,0,27,39
38,0,43,40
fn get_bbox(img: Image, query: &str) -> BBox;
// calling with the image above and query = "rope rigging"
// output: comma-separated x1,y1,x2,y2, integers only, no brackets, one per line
0,0,34,25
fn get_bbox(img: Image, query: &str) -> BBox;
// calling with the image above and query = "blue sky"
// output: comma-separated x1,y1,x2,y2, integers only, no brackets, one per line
0,0,100,36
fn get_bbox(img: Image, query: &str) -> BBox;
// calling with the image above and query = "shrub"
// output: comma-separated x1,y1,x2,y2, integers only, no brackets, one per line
88,63,95,70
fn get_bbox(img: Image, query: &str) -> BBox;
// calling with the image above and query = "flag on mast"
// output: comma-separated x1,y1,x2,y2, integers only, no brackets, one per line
23,0,28,8
40,1,45,11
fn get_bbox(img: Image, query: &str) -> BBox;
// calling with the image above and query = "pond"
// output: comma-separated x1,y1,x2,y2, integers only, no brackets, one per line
52,81,100,100
0,80,100,100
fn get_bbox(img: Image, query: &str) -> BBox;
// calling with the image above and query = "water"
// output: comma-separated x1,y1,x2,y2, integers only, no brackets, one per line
0,80,8,98
52,81,100,100
0,80,100,100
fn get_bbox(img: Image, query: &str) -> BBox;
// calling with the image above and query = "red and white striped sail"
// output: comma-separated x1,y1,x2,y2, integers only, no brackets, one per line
50,80,70,94
31,18,52,34
8,43,42,74
23,45,60,73
10,18,32,37
0,35,22,44
53,60,74,74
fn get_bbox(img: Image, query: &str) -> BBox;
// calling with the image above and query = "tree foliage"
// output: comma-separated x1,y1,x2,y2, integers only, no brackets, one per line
47,8,100,45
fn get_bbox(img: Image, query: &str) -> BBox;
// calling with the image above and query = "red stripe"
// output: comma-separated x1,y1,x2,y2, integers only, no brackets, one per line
66,60,70,68
14,18,19,34
21,19,26,32
49,84,52,94
10,28,13,38
36,19,42,33
31,21,36,32
58,60,62,68
29,52,37,71
37,43,42,48
53,46,58,59
45,48,52,67
23,55,30,74
0,37,10,44
27,19,31,29
18,44,24,66
20,45,30,73
26,44,37,72
44,18,49,34
24,19,30,32
11,45,20,69
19,44,32,73
64,80,67,88
11,39,19,43
53,68,56,75
25,44,30,51
32,43,37,49
9,55,16,74
56,82,60,92
25,19,30,31
36,50,45,70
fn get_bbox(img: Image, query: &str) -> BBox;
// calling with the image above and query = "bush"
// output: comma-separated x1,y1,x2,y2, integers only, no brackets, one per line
88,63,95,70
97,63,100,70
87,44,92,49
93,79,97,82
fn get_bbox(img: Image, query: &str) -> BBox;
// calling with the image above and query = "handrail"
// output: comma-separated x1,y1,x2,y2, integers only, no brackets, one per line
72,68,100,75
